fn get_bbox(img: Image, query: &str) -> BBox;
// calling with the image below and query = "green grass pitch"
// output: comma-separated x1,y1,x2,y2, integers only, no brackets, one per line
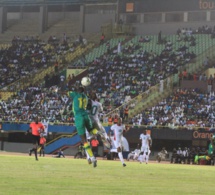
0,154,215,195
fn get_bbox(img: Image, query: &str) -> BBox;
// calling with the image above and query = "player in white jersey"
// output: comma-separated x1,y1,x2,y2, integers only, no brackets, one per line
139,129,152,164
110,117,128,167
87,92,111,149
127,148,141,161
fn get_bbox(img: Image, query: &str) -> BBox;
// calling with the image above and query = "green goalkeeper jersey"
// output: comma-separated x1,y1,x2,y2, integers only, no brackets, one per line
68,91,88,116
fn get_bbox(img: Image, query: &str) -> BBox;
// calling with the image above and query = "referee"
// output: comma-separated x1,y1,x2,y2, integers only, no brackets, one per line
26,116,44,161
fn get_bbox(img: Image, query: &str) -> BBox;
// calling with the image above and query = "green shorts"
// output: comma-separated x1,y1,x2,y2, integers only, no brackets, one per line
75,114,93,135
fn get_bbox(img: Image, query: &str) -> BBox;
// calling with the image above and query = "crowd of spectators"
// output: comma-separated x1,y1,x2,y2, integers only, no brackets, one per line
170,145,214,165
1,26,215,126
177,25,215,37
86,29,213,112
0,84,74,124
130,88,215,130
0,34,86,90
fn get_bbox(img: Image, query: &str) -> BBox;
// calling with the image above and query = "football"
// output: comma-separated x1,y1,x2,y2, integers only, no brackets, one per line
81,77,91,86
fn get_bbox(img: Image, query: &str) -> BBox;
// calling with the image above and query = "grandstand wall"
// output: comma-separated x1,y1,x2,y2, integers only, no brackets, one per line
2,0,215,35
132,21,215,35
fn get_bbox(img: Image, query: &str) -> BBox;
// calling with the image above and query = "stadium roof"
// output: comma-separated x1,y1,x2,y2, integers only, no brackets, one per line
0,0,117,6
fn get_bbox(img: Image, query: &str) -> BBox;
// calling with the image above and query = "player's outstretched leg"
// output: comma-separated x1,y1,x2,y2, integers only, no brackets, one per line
97,128,111,149
88,159,92,164
118,152,126,167
34,148,38,161
91,157,97,168
29,148,33,156
100,136,111,149
145,152,149,164
84,142,97,167
194,155,199,164
142,153,146,163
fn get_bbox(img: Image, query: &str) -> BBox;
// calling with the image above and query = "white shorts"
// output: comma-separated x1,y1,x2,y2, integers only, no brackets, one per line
110,135,123,149
141,145,149,153
113,139,122,149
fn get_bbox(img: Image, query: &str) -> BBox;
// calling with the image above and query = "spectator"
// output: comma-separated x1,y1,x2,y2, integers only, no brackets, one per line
176,147,183,163
100,33,105,44
60,74,65,90
117,41,121,54
182,147,189,164
79,34,83,45
108,116,113,126
207,75,213,93
124,106,129,121
170,148,177,163
139,36,144,43
74,143,85,159
52,149,65,158
158,31,163,44
54,60,59,73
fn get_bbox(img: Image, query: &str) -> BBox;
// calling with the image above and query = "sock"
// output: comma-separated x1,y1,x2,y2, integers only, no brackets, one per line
84,142,93,157
194,155,199,164
85,151,90,159
139,155,143,162
118,152,124,164
142,154,146,162
145,154,149,163
90,156,96,162
34,148,38,159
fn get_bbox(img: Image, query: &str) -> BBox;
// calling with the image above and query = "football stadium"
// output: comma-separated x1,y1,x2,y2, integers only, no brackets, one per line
0,0,215,194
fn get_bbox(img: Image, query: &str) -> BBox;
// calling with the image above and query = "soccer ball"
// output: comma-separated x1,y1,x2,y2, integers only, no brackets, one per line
81,77,91,86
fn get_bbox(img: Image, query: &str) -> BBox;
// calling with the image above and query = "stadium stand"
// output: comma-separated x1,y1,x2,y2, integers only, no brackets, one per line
130,88,215,130
0,34,93,93
86,32,215,110
1,26,215,131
